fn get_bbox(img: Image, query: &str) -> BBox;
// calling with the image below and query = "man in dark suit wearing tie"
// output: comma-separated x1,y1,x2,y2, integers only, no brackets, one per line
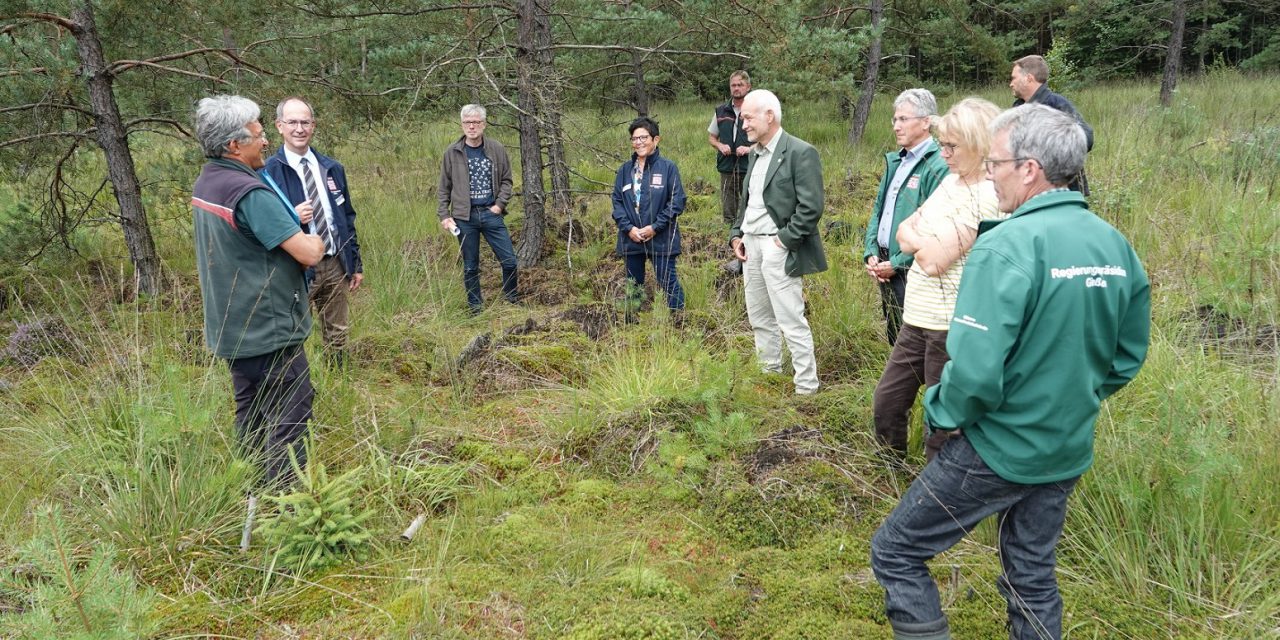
261,97,364,367
729,89,828,395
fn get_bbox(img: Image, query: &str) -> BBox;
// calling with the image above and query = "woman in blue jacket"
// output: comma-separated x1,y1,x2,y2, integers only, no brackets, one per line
611,116,687,315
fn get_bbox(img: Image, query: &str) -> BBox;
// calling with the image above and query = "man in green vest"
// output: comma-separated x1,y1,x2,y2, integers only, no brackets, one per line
871,104,1150,640
708,70,753,273
191,95,325,488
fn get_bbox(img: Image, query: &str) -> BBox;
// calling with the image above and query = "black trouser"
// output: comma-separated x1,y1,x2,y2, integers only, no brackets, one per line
877,247,907,346
720,171,745,226
228,344,313,487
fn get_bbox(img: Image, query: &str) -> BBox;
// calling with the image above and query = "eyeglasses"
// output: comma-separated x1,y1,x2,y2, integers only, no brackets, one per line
939,142,960,154
462,120,486,127
982,157,1029,171
891,115,928,125
630,135,653,143
280,119,314,129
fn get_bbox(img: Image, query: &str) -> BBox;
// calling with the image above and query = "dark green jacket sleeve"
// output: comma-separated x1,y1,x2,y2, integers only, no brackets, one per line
777,143,824,250
1099,268,1151,399
863,167,891,263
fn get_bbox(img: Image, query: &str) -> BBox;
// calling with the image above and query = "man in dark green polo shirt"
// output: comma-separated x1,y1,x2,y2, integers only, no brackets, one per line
191,95,325,488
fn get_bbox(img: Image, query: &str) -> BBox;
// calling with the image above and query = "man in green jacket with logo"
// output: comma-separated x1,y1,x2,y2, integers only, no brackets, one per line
871,104,1151,640
863,89,949,345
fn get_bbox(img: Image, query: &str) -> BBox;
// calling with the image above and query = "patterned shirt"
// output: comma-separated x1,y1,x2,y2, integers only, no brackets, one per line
465,143,494,207
902,175,1005,330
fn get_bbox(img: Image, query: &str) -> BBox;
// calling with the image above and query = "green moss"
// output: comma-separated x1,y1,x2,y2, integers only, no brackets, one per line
508,467,564,502
703,460,849,549
560,602,688,640
605,566,690,602
492,343,586,383
348,328,438,381
484,509,557,557
561,478,617,512
454,439,531,477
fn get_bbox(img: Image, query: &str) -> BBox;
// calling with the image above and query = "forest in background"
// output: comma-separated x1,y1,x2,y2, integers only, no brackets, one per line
1,1,1279,638
3,0,1280,292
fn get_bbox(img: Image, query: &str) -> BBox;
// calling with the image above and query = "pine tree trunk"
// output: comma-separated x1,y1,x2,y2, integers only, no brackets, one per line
1160,0,1187,107
71,2,162,296
537,0,571,219
630,49,650,116
848,0,883,146
514,0,547,268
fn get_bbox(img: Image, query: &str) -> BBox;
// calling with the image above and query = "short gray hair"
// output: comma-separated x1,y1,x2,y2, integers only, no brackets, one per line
743,89,782,124
894,88,938,117
196,95,259,158
990,103,1087,186
460,104,487,121
275,96,314,121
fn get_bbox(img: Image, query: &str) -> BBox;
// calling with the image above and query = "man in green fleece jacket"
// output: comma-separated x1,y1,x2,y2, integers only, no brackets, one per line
862,89,949,346
870,104,1151,640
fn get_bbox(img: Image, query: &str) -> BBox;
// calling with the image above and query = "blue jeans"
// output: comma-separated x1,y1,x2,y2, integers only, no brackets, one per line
623,252,684,310
457,208,518,308
871,436,1079,640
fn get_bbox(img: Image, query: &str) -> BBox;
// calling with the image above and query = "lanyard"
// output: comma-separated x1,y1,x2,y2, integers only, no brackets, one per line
632,162,644,215
260,172,303,226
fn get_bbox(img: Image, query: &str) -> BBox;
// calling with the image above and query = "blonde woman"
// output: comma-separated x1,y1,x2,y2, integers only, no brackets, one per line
872,97,1007,461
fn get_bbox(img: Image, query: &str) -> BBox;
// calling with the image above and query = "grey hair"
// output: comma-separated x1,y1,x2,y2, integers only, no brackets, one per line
275,96,314,121
460,104,487,121
893,88,938,117
743,89,782,124
989,103,1087,186
196,95,259,158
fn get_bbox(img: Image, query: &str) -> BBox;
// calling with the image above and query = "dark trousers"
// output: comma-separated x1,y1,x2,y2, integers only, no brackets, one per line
872,324,950,457
720,172,745,226
457,207,519,309
877,248,907,346
228,344,313,487
624,252,684,311
872,436,1079,640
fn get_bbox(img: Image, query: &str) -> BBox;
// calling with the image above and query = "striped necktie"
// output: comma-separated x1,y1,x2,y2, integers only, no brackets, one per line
300,157,334,254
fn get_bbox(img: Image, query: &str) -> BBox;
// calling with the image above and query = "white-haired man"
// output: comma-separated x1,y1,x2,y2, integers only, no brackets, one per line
438,104,518,315
261,96,364,367
729,89,827,395
871,104,1151,640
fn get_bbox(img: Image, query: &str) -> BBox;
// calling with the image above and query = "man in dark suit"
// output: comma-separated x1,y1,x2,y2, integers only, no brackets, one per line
261,97,364,367
730,89,828,395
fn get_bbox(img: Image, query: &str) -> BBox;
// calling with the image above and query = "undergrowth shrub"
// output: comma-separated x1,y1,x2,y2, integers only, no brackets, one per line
257,455,375,577
647,397,754,500
0,506,156,639
365,447,472,515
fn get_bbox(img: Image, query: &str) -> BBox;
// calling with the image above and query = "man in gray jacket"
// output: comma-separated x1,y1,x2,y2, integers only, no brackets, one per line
438,104,518,315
